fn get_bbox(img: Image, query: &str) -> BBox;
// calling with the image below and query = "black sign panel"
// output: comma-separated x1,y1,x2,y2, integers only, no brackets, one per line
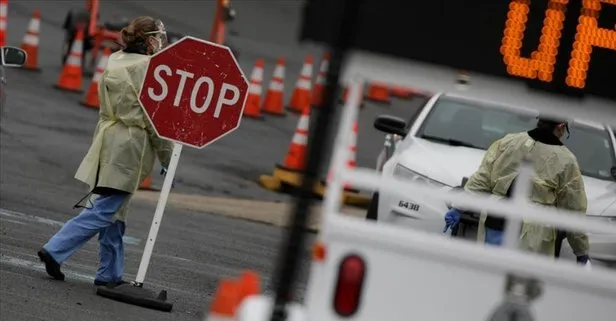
300,0,616,100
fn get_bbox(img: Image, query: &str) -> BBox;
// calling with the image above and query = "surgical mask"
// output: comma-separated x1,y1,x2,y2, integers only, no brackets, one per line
152,36,162,52
145,28,167,53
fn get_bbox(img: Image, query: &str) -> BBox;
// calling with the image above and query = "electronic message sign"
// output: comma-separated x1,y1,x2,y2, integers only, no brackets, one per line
300,0,616,100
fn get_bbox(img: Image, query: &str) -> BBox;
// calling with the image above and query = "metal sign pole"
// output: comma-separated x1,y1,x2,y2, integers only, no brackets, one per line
134,142,183,285
268,0,364,320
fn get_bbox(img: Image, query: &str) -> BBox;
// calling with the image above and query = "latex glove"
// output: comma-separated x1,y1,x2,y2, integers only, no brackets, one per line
443,208,462,233
160,167,176,188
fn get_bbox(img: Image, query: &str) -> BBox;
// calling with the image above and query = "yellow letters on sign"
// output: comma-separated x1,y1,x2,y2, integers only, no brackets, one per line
501,0,569,82
566,0,616,88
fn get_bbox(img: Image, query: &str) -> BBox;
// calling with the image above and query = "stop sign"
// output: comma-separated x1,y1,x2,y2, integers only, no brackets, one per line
138,36,249,149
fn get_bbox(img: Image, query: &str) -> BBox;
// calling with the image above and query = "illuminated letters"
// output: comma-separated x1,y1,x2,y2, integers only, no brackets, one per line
501,0,568,82
566,0,616,88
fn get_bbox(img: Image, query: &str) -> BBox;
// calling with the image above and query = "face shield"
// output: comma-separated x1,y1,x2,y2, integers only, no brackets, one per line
144,20,168,50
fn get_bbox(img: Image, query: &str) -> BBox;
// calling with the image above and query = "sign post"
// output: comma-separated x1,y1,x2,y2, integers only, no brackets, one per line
96,36,248,312
134,142,183,285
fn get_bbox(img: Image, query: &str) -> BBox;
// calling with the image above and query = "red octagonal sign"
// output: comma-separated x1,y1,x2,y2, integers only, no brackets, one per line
138,36,249,149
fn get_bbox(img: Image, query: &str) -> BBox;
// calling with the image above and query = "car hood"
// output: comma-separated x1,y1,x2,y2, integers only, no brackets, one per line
396,137,616,216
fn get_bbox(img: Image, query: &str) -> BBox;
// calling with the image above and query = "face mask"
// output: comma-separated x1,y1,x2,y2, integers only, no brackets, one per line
152,36,162,52
145,27,167,53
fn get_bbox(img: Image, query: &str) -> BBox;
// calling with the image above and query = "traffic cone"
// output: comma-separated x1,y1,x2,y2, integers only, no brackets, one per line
282,106,310,171
262,56,286,116
317,120,369,206
364,82,391,104
81,48,110,109
237,270,260,302
138,176,159,191
311,52,330,108
286,55,313,114
258,106,312,192
0,0,7,47
20,8,42,72
243,58,264,119
325,121,358,190
54,26,84,93
206,279,241,321
390,86,415,99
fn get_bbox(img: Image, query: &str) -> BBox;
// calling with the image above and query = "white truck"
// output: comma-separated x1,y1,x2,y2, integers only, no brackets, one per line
233,0,616,320
236,78,616,321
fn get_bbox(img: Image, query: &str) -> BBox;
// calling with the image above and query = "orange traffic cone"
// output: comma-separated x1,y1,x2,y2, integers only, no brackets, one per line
281,106,310,171
55,26,84,93
286,55,313,114
81,48,110,109
327,121,358,190
365,82,391,104
237,270,260,301
390,86,415,99
138,176,158,191
20,8,42,72
311,52,329,107
206,279,241,321
0,0,7,47
262,56,286,116
243,58,264,119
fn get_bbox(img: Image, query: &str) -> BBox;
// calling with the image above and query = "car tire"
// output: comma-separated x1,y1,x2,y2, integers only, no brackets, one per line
366,192,379,220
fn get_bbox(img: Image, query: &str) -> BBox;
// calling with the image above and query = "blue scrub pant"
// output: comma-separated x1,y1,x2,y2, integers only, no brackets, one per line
43,193,128,283
485,228,504,246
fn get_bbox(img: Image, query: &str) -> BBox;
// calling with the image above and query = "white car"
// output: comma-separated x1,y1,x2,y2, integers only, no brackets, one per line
367,92,616,266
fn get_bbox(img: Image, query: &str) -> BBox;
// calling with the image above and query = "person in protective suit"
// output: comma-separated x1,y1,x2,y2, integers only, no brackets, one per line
445,117,590,265
37,16,174,286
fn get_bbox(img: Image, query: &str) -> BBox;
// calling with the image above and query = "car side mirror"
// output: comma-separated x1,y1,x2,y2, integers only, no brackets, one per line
1,46,27,67
374,115,407,136
611,166,616,180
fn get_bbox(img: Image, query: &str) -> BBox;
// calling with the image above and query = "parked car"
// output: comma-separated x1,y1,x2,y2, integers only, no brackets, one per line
368,92,616,266
0,46,28,116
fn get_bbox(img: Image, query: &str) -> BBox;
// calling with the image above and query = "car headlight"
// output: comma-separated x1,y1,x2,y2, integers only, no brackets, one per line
393,164,448,189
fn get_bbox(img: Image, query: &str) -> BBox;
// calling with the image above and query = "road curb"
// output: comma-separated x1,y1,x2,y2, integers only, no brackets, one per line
132,191,366,232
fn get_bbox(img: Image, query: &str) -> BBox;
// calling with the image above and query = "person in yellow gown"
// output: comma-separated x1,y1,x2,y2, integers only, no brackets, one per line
37,16,174,285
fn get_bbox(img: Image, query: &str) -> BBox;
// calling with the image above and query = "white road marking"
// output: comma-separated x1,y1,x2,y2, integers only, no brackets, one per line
0,255,95,283
0,254,199,296
0,218,26,225
0,208,141,245
0,208,197,265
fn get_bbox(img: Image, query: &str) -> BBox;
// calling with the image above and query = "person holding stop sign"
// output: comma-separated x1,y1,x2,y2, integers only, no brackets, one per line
37,16,174,287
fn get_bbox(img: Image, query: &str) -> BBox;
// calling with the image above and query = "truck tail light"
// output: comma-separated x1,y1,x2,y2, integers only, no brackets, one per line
333,254,366,317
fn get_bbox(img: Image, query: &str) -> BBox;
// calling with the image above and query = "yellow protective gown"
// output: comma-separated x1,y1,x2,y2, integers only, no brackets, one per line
464,131,589,257
74,51,173,222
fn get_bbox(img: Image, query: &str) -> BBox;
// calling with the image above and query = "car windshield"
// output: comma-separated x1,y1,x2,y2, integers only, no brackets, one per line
416,96,616,181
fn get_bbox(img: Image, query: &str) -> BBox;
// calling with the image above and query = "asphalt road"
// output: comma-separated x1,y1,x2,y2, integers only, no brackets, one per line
0,1,425,320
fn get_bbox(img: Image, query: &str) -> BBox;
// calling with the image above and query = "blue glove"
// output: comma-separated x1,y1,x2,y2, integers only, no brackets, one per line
576,255,590,265
443,208,462,233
